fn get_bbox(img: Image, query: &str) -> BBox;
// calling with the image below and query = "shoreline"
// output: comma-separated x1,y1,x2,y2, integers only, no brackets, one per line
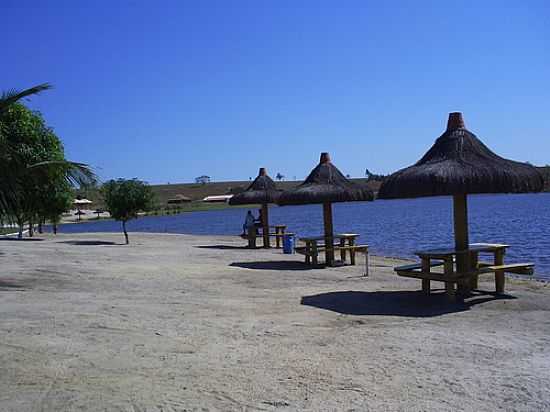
12,228,550,282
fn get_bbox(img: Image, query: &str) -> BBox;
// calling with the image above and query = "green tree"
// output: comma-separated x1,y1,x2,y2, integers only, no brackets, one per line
0,104,73,236
102,179,154,244
38,180,73,234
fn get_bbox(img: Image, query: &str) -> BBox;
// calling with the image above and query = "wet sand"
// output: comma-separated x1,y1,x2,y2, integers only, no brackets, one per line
1,232,549,411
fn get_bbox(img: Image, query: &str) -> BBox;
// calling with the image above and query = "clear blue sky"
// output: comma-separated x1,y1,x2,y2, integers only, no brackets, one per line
3,0,549,184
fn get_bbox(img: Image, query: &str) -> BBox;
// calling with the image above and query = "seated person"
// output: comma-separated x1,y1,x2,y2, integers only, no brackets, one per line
242,210,256,236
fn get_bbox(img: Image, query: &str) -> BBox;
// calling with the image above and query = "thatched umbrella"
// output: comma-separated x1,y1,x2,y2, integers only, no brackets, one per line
378,112,543,278
229,168,281,248
278,152,374,265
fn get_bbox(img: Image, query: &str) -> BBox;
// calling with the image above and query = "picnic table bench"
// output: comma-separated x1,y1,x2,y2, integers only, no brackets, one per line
241,225,287,248
395,243,534,300
295,233,369,271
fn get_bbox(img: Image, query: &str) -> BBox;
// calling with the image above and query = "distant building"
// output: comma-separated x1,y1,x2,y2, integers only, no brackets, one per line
203,195,233,203
167,194,192,204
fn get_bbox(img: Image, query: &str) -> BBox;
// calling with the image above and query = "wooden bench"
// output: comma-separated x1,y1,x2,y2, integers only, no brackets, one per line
477,262,534,275
476,262,534,293
395,261,534,298
394,261,445,272
395,259,464,300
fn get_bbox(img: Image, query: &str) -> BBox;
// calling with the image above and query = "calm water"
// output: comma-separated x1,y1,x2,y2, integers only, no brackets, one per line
56,193,550,280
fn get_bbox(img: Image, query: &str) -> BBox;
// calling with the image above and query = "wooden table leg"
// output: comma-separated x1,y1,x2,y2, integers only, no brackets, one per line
421,258,430,295
495,249,505,294
444,258,456,302
470,251,479,290
305,242,311,264
311,242,318,266
340,238,346,262
349,238,356,266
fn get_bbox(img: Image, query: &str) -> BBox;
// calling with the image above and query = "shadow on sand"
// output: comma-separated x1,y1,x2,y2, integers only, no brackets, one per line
301,290,517,317
230,260,313,271
196,245,257,250
0,237,44,242
59,240,120,246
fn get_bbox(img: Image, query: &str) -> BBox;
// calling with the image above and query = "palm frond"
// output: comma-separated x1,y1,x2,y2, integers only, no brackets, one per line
28,160,97,188
0,83,53,113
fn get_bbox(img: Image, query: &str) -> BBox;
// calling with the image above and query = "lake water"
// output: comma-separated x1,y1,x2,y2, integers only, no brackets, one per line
56,193,550,280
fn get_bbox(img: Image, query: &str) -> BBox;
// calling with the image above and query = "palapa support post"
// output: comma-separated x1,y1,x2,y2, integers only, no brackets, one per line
261,203,270,248
495,248,506,294
323,201,335,266
453,193,470,293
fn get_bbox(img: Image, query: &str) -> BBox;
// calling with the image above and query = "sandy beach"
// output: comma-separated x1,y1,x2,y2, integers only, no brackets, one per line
1,232,549,411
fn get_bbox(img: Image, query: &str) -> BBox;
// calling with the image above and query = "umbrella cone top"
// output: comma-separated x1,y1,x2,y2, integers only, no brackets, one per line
378,113,544,199
228,167,282,205
277,152,374,205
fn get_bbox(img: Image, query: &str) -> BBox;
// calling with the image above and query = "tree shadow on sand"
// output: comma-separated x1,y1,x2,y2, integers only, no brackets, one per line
301,290,517,317
195,245,257,250
59,240,120,246
230,261,313,271
0,279,26,291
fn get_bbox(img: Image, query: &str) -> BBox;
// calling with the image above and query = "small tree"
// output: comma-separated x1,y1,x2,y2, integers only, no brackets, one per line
195,175,210,184
276,173,285,181
102,179,154,244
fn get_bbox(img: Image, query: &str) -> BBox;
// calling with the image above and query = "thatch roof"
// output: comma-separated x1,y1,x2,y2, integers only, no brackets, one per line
167,194,192,204
277,153,374,205
378,113,544,199
229,168,281,205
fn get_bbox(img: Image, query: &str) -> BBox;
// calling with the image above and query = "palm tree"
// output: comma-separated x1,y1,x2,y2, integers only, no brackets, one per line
0,84,96,222
0,83,52,114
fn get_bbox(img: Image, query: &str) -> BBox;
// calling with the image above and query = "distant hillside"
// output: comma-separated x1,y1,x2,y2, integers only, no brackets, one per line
75,178,382,209
151,178,382,205
77,168,549,210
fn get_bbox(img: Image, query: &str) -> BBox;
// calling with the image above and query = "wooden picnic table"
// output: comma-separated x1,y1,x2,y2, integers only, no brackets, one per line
245,224,287,248
297,233,367,267
395,243,534,300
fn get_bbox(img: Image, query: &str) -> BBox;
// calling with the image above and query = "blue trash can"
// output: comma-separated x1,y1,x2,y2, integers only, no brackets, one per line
282,233,295,254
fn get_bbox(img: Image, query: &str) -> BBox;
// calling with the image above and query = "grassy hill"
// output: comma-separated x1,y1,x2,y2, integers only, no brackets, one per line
151,178,382,205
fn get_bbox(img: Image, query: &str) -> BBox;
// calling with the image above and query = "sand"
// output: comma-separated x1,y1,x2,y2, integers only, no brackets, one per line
1,232,549,411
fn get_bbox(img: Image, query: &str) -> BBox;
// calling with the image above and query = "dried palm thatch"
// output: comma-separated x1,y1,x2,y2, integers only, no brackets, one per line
229,168,281,248
228,168,281,205
277,153,374,205
378,113,543,199
278,153,374,266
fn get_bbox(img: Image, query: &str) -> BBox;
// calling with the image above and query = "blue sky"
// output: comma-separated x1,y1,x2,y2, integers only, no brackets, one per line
2,0,549,184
